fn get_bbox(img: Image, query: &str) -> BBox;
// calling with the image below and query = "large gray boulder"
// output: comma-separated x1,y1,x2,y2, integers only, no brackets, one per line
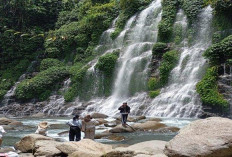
0,117,17,125
34,140,62,156
109,124,134,133
164,117,232,157
105,140,167,157
56,139,112,156
15,134,53,153
132,121,167,131
91,112,108,119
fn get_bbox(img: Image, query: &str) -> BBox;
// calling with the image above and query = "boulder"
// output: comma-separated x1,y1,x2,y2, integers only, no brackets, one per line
109,124,134,133
103,151,134,157
34,140,62,156
116,140,167,155
8,121,23,126
91,112,108,119
148,118,162,122
164,117,232,157
127,116,146,122
95,132,112,139
2,125,15,130
0,117,16,125
0,147,15,153
132,121,166,131
56,139,112,156
96,118,108,125
15,134,53,152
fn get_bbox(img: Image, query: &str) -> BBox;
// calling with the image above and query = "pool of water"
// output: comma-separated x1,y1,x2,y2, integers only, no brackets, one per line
1,117,196,147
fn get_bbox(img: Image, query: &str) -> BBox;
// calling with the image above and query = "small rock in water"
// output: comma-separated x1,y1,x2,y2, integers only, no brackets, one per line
91,112,108,119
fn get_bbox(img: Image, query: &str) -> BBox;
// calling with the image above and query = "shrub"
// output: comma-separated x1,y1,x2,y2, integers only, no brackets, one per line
196,66,228,108
148,77,160,90
152,42,169,58
203,35,232,65
45,47,61,58
159,50,179,85
158,0,179,42
179,0,203,23
40,58,64,71
149,89,160,98
15,66,69,100
95,52,119,76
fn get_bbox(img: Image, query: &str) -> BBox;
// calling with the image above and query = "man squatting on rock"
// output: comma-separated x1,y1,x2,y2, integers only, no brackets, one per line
66,115,82,141
118,102,130,126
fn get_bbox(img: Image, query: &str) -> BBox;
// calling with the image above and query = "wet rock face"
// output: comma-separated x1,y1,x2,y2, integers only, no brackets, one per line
164,117,232,157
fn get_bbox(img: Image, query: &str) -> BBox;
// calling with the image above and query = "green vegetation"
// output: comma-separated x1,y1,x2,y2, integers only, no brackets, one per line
196,66,228,108
148,78,160,90
111,0,152,39
159,50,179,85
179,0,203,23
158,0,179,42
203,35,232,65
149,89,160,98
152,42,169,58
96,51,119,76
64,66,89,102
40,58,64,71
15,66,69,100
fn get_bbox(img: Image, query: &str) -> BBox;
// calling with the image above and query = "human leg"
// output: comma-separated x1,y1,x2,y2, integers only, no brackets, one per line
69,128,75,141
75,127,81,141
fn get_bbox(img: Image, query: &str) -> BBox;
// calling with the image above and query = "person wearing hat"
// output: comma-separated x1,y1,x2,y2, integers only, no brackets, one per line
66,115,82,141
35,121,49,136
118,102,130,126
0,125,6,147
81,115,99,140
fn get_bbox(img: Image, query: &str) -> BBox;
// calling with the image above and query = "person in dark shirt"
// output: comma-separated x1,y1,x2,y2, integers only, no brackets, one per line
118,102,130,126
66,115,82,141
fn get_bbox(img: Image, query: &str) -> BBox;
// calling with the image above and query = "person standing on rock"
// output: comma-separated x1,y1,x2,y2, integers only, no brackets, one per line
0,125,6,147
118,102,130,126
67,115,82,141
81,115,99,140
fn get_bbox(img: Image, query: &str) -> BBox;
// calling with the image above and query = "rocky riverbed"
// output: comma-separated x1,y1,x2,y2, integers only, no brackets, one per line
0,115,232,157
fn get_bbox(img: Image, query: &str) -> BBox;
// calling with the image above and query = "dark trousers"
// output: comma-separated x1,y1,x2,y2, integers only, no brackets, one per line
121,114,128,124
69,126,81,141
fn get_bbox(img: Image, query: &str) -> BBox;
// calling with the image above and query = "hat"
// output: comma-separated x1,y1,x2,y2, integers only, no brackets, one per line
84,115,91,122
39,121,49,129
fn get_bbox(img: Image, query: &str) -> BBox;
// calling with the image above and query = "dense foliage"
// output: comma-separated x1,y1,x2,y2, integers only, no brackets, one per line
196,66,228,108
152,42,169,58
158,0,179,42
179,0,203,23
203,35,232,65
15,66,69,101
96,51,119,76
40,58,64,71
159,50,179,85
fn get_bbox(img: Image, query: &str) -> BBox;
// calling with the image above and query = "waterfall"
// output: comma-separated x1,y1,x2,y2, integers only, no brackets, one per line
84,0,162,115
144,6,213,118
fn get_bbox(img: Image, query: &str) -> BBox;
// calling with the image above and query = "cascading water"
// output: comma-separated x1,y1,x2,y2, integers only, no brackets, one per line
144,6,213,118
84,0,162,115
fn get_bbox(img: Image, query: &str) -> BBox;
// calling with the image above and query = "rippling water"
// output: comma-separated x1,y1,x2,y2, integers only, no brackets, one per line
2,117,195,147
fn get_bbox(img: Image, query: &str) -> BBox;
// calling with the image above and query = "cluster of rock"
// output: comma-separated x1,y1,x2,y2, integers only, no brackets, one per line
15,134,167,157
1,115,232,157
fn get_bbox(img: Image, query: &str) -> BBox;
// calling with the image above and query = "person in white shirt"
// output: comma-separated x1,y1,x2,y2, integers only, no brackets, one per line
35,121,49,136
66,115,82,141
0,126,6,147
